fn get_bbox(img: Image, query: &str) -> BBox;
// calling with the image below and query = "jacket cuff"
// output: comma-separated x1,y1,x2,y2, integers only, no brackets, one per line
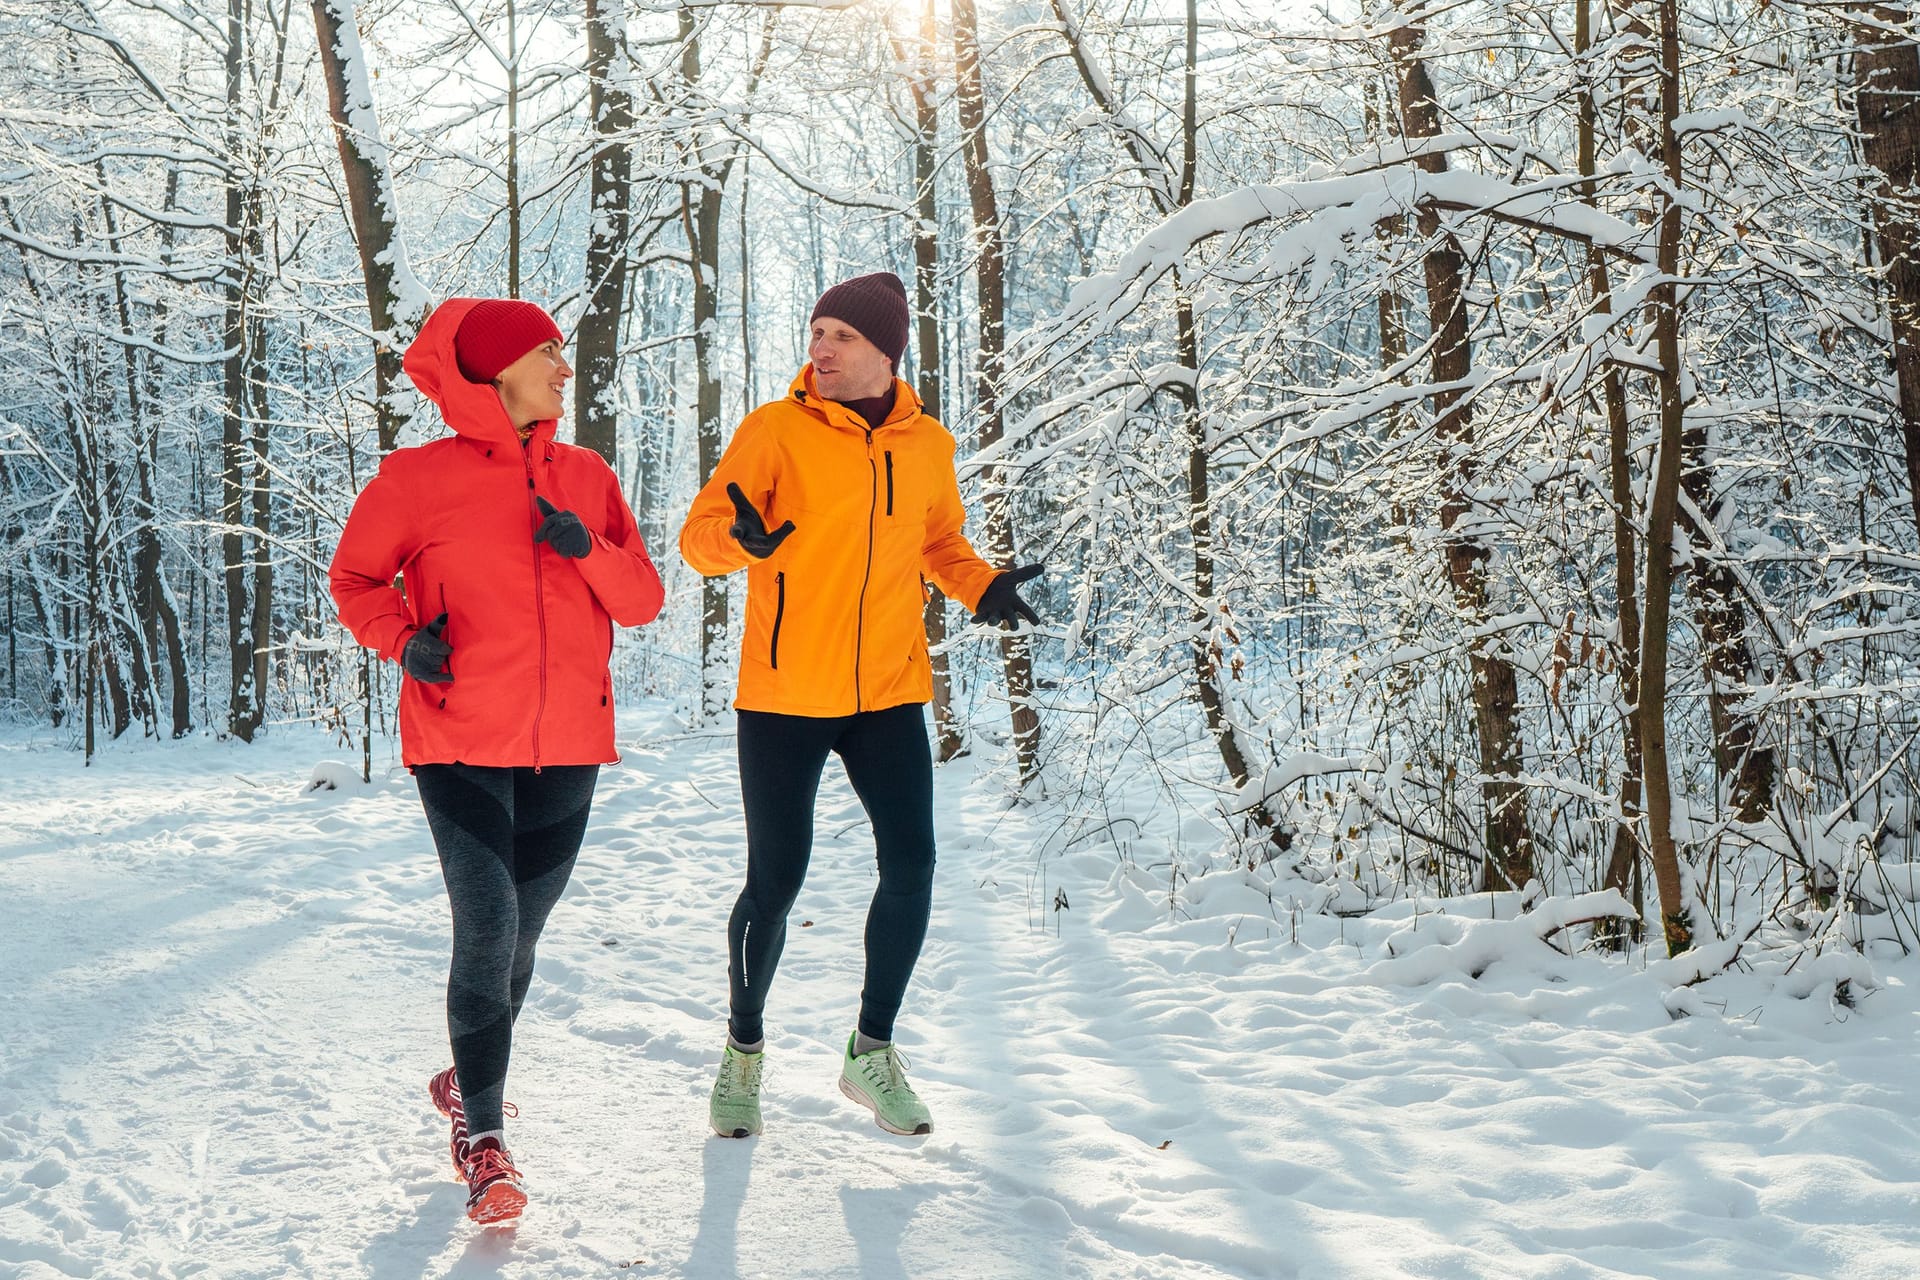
380,620,418,663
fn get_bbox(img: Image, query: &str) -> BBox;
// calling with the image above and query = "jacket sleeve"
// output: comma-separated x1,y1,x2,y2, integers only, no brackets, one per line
576,461,665,627
328,461,421,663
679,414,777,578
921,434,1002,613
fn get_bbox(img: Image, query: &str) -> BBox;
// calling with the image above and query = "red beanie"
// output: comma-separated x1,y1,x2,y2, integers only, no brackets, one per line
811,272,910,368
454,299,564,383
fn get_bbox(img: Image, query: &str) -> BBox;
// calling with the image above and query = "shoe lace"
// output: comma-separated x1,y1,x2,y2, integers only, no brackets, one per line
723,1050,764,1095
466,1145,518,1188
863,1045,910,1096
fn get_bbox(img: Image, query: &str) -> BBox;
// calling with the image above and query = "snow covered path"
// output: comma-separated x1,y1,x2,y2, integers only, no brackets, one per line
3,712,1917,1280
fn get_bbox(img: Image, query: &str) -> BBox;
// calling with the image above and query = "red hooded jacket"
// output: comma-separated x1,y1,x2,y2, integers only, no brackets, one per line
328,298,664,768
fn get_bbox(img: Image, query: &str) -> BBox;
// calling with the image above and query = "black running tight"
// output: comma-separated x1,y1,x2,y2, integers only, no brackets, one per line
415,763,598,1137
728,703,936,1047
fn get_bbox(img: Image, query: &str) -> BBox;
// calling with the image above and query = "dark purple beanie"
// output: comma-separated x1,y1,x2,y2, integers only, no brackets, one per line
811,272,910,368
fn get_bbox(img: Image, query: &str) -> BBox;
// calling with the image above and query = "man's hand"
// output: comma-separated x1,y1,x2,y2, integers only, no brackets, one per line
534,496,591,559
402,613,454,684
727,482,796,559
972,564,1043,629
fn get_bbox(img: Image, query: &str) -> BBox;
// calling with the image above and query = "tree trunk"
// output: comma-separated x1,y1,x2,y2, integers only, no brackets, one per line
312,0,422,454
576,0,632,464
1636,0,1695,957
1389,16,1534,892
899,0,963,763
96,179,162,740
506,1,522,298
1854,9,1920,547
222,0,267,742
1580,0,1645,942
953,0,1040,787
681,5,732,724
1678,473,1775,822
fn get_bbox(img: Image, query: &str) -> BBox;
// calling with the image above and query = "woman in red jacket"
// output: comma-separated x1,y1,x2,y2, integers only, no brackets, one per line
329,298,663,1226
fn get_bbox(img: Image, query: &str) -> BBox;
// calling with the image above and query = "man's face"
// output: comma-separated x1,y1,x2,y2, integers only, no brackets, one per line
808,318,894,402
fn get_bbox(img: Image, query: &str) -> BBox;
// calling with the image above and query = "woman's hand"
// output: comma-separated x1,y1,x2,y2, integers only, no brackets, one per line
403,613,454,684
535,496,592,559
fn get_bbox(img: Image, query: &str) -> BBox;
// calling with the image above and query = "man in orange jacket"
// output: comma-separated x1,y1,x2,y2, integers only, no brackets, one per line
681,271,1041,1138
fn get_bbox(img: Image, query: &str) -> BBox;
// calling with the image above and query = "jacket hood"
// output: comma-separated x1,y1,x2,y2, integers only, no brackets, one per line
789,366,924,431
404,297,557,447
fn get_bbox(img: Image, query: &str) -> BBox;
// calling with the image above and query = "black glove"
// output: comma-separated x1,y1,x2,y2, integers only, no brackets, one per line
973,564,1043,628
402,612,453,684
534,496,591,559
727,482,795,559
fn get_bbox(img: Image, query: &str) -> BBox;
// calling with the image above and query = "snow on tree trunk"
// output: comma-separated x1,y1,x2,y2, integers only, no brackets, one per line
311,0,425,456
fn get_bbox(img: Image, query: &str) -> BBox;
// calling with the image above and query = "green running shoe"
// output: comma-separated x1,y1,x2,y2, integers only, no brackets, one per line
710,1044,764,1138
838,1035,932,1136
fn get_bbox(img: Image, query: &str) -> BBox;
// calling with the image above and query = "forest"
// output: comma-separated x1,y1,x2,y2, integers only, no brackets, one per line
4,0,1918,966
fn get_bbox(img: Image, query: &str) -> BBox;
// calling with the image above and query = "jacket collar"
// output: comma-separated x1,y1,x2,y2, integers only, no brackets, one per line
788,365,922,433
403,297,558,450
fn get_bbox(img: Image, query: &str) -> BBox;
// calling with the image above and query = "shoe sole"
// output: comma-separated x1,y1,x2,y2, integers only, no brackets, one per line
468,1180,526,1226
838,1075,932,1136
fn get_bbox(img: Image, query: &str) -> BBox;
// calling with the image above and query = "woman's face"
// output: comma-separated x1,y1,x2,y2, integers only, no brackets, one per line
495,339,572,427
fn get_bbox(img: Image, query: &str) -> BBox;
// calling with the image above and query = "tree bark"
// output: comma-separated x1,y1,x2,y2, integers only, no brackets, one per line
1581,0,1645,941
1388,15,1534,892
1854,8,1920,548
953,0,1041,787
312,0,422,454
899,0,963,763
1636,0,1695,956
576,0,632,464
680,5,772,724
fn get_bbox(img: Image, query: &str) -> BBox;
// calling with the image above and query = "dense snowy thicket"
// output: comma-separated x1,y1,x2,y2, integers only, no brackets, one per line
3,0,1918,964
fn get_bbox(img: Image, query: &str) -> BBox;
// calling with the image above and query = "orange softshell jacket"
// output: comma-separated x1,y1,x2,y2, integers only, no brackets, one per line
680,368,1001,717
329,298,665,768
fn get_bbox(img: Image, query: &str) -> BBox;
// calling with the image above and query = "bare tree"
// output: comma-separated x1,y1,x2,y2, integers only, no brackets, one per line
221,0,284,743
670,1,772,724
312,0,425,454
1047,0,1288,848
953,0,1041,786
1852,6,1920,548
1384,9,1533,890
576,0,633,463
1579,0,1645,940
893,0,963,762
1635,0,1696,955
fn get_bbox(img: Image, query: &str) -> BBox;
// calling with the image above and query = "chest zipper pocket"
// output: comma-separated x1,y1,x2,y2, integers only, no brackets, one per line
436,583,450,708
770,571,787,670
884,451,895,517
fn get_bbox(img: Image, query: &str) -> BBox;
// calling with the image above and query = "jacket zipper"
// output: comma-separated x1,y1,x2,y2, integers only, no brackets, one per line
884,451,895,517
854,427,878,711
771,570,786,670
524,444,549,770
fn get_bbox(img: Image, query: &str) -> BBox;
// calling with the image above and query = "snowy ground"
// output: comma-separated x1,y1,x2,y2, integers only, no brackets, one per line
2,706,1917,1280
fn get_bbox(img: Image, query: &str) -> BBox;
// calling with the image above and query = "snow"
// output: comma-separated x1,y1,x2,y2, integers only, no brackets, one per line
3,710,1919,1279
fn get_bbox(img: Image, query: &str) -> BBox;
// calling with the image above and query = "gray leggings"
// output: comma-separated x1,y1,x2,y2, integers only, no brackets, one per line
415,763,598,1136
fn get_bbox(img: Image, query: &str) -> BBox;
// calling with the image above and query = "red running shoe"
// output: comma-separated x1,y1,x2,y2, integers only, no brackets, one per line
428,1066,468,1177
461,1137,526,1226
